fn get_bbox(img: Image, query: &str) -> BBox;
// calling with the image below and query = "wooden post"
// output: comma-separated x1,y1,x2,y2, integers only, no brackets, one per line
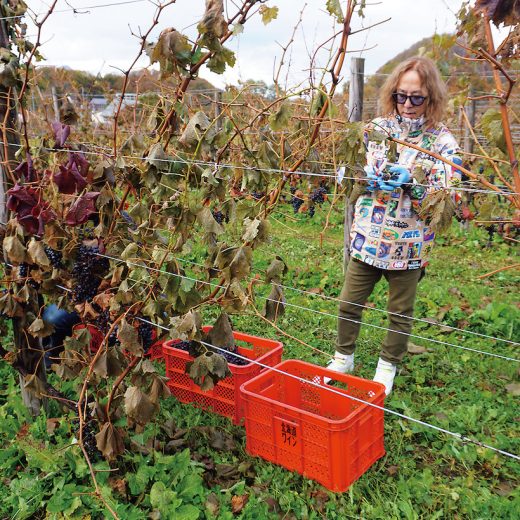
463,91,476,155
0,10,47,415
344,57,364,268
214,90,222,131
51,86,61,121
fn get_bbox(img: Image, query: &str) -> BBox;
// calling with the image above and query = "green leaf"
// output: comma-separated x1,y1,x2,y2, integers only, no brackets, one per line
326,0,344,22
207,45,236,74
269,102,292,132
259,5,279,25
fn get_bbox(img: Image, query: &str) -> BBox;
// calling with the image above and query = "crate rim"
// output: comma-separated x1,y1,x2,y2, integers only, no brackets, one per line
163,327,283,371
240,359,386,426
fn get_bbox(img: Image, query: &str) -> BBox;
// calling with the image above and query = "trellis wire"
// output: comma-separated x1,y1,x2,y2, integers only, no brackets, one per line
4,260,516,460
1,139,517,197
160,252,519,347
93,252,520,363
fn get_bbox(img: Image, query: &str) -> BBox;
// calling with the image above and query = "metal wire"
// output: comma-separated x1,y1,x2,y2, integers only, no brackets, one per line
1,138,517,197
5,260,517,460
93,252,520,363
160,252,520,347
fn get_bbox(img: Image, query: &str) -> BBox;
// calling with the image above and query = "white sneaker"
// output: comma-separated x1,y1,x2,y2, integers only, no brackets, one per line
373,358,397,395
323,352,354,384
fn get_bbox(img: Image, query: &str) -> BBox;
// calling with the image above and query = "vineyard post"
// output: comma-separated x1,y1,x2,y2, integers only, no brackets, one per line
344,56,364,268
214,90,222,131
463,89,476,156
51,86,61,121
0,7,47,415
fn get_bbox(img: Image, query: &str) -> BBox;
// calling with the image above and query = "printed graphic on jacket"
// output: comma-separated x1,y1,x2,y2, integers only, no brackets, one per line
350,115,460,270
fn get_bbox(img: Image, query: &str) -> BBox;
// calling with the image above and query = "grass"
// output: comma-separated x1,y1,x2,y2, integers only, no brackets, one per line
0,201,519,519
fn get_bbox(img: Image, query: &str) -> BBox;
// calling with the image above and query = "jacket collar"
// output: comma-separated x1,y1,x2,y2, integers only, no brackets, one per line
395,114,425,134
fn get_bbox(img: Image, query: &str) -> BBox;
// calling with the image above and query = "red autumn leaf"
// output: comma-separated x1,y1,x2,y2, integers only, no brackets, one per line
51,121,71,148
6,184,55,234
13,155,37,182
65,191,100,226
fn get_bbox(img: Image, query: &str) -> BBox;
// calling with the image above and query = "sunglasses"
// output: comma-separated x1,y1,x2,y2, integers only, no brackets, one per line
392,92,427,106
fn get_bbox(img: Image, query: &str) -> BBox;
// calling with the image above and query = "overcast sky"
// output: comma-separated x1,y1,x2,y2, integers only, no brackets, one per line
27,0,466,88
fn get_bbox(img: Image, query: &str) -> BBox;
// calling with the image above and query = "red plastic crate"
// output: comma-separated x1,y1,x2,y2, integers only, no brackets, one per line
162,327,283,425
240,359,385,492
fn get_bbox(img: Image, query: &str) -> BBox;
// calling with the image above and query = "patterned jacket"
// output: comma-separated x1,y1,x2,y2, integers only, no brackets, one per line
350,114,460,270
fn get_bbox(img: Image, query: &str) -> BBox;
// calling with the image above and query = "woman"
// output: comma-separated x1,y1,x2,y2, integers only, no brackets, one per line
327,56,461,394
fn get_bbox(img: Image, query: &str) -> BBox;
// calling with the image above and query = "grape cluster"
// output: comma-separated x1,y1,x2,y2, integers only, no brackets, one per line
71,245,109,303
290,195,304,214
212,210,225,225
175,340,249,366
93,309,118,346
18,263,29,278
310,186,327,205
44,246,63,268
251,191,265,200
308,206,316,218
138,321,155,353
121,210,138,231
72,414,100,461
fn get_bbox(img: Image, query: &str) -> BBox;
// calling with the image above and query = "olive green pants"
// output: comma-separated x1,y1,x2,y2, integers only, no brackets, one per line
337,259,423,364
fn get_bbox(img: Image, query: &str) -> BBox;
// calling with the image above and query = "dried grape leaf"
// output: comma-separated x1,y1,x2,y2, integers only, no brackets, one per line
417,190,456,234
205,312,235,350
117,319,143,356
124,386,155,425
148,28,192,77
198,0,228,39
475,0,520,26
27,317,55,338
264,284,285,321
3,235,27,263
179,111,216,150
96,422,125,461
187,352,231,391
266,256,288,283
27,238,50,267
198,206,224,235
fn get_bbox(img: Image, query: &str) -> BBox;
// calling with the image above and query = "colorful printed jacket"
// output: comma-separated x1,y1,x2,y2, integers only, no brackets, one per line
350,115,460,270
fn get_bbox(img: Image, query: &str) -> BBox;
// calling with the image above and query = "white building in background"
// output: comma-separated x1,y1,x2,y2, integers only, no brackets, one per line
92,93,138,124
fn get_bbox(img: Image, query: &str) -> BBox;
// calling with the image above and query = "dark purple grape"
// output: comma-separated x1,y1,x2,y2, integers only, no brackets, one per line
212,210,225,225
309,186,327,205
138,321,155,353
71,245,109,303
44,245,63,268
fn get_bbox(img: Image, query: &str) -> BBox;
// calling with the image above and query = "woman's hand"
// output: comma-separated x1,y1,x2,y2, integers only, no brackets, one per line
364,165,381,192
387,165,411,189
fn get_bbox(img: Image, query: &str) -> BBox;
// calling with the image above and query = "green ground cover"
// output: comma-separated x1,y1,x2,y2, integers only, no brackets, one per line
1,203,519,519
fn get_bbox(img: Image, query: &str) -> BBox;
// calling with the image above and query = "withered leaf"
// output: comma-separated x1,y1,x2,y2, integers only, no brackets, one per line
92,349,124,378
27,318,55,338
417,190,456,234
124,386,156,425
187,352,231,391
231,494,249,514
118,319,143,356
205,312,235,350
179,111,216,150
264,284,285,321
95,422,125,461
198,0,228,38
27,238,51,267
169,310,201,340
3,235,27,263
198,206,224,235
266,256,288,283
148,376,171,405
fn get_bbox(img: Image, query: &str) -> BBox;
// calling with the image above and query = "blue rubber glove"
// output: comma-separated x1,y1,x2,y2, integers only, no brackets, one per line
364,165,381,192
386,165,411,189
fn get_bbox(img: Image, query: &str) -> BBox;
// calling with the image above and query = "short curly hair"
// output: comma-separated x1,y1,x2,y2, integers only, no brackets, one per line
379,56,447,127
